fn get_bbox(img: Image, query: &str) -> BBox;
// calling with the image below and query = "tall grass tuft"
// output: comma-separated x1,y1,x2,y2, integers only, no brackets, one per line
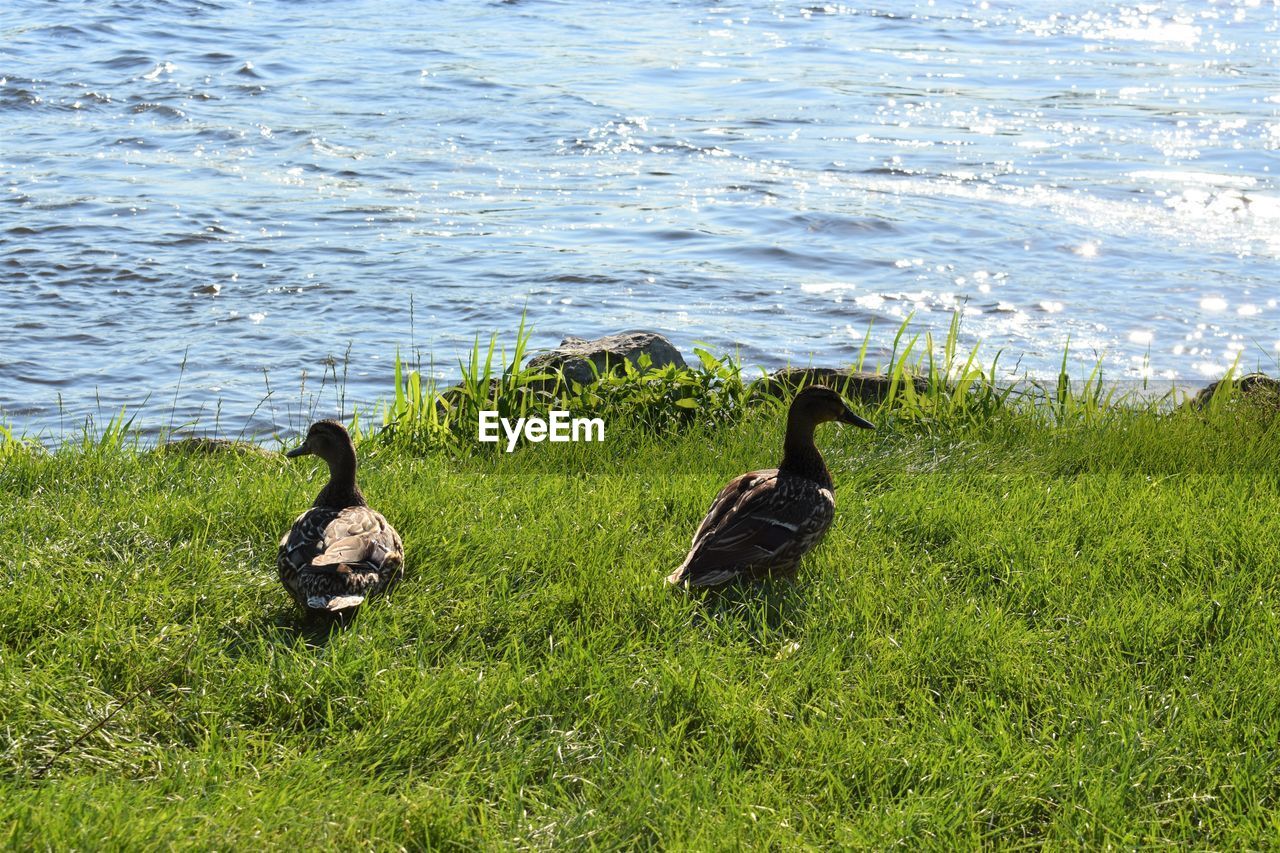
370,318,754,454
79,406,139,454
553,344,752,435
0,422,39,459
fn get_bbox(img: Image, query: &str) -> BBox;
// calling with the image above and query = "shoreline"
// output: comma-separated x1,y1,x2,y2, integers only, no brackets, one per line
3,323,1270,449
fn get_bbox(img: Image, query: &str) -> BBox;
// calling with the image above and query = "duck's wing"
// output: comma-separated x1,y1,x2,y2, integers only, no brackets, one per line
685,469,777,548
278,507,341,575
669,470,834,587
277,506,404,611
310,507,402,573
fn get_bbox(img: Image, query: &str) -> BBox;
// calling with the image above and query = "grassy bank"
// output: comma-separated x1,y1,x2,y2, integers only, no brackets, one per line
3,326,1280,847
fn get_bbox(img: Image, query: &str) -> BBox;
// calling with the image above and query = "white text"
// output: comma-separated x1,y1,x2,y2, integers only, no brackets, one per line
478,410,605,452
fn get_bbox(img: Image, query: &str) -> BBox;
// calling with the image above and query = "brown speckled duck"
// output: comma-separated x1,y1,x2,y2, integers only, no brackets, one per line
667,386,874,588
278,420,404,615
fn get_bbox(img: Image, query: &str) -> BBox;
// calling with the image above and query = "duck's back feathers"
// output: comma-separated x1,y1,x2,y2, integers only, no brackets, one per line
277,505,404,613
667,468,835,588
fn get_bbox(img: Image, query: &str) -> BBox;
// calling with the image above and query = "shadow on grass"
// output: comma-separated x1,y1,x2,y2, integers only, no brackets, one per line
222,606,353,654
685,576,810,645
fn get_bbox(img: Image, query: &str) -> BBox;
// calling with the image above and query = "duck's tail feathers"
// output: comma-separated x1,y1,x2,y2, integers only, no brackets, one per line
307,594,366,612
667,563,741,589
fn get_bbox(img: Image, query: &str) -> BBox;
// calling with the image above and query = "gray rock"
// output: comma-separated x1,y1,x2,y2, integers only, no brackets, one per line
526,331,686,386
752,367,931,402
1192,372,1280,410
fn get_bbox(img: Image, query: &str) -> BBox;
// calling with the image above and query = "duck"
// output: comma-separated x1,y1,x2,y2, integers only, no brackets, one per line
278,420,404,615
667,386,874,588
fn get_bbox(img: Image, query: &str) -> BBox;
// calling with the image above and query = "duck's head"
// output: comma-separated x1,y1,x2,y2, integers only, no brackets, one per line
790,386,875,430
286,420,355,463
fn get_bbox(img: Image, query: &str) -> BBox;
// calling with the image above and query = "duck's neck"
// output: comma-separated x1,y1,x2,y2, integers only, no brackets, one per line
313,450,366,509
778,412,833,489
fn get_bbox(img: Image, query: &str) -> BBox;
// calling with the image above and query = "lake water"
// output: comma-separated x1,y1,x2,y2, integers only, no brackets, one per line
2,0,1278,437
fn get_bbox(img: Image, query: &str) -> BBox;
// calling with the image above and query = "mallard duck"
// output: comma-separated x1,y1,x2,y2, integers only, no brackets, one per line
667,386,874,588
278,420,404,614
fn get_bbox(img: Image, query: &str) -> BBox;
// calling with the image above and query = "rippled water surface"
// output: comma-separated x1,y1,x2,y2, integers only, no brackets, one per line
3,0,1278,435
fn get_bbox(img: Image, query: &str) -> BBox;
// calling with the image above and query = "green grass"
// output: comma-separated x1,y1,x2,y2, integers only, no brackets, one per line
3,381,1280,848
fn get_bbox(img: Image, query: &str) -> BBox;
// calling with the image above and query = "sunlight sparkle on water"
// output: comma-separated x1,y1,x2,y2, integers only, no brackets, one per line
1127,330,1153,345
1195,361,1229,377
800,282,855,295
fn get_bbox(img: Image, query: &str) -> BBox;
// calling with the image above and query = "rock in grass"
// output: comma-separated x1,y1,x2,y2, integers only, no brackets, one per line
526,331,686,387
1192,372,1280,410
431,331,685,415
752,367,930,403
158,436,276,457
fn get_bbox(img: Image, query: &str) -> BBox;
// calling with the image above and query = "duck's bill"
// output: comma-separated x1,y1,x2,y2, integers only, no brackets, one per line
285,444,312,458
839,409,876,429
